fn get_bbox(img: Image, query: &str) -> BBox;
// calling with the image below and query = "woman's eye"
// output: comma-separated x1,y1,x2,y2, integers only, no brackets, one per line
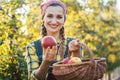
57,16,63,19
47,15,53,18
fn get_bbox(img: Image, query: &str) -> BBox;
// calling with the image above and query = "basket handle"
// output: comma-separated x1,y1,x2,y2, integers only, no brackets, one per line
68,42,94,62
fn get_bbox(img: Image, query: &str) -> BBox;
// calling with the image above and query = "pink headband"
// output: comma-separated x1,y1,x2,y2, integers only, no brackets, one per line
41,0,67,19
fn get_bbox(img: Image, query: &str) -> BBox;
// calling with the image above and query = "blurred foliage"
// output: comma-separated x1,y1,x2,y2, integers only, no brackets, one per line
0,0,120,79
0,0,28,79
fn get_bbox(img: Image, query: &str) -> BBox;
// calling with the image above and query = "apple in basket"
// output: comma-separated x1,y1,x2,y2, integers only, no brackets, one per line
68,57,81,64
62,57,70,64
41,36,57,49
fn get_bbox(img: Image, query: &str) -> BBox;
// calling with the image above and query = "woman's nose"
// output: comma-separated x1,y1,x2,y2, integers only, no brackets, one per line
51,18,57,24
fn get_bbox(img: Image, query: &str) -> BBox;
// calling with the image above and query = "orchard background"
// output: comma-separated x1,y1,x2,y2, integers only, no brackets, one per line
0,0,120,80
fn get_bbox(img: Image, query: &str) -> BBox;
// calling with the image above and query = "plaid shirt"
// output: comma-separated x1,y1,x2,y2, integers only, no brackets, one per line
26,41,40,80
25,37,76,80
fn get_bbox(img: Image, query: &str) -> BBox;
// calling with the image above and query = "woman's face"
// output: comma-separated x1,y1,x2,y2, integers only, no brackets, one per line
43,6,65,33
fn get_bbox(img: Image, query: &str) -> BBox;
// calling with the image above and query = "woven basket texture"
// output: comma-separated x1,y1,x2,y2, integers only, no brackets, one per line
53,58,106,80
52,45,107,80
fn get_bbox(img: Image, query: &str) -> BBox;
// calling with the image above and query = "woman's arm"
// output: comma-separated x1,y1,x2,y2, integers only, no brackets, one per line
26,42,57,80
26,43,51,80
34,46,57,80
33,60,52,80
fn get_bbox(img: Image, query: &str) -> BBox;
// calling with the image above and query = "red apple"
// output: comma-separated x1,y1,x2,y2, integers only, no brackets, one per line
68,57,81,64
62,57,70,64
41,36,57,49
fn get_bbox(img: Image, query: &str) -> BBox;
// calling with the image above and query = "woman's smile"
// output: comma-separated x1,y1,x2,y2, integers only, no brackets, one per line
49,24,58,29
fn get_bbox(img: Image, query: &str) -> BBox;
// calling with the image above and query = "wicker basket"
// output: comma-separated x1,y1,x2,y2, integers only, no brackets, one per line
52,47,107,80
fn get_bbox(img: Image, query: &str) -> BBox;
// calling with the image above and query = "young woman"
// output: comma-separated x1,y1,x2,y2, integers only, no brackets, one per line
26,0,87,80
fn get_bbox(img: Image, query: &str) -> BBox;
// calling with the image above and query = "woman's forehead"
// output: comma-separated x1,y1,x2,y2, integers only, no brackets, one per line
45,6,64,15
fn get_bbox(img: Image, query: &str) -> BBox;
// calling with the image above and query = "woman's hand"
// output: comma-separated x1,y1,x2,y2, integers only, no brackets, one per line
68,39,86,57
69,39,87,51
43,46,57,62
68,39,80,52
34,46,57,80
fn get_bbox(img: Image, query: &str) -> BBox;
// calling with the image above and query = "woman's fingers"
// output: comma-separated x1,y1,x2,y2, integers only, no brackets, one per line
75,39,80,46
51,46,57,60
78,41,86,47
69,39,80,51
44,46,57,61
44,47,50,60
